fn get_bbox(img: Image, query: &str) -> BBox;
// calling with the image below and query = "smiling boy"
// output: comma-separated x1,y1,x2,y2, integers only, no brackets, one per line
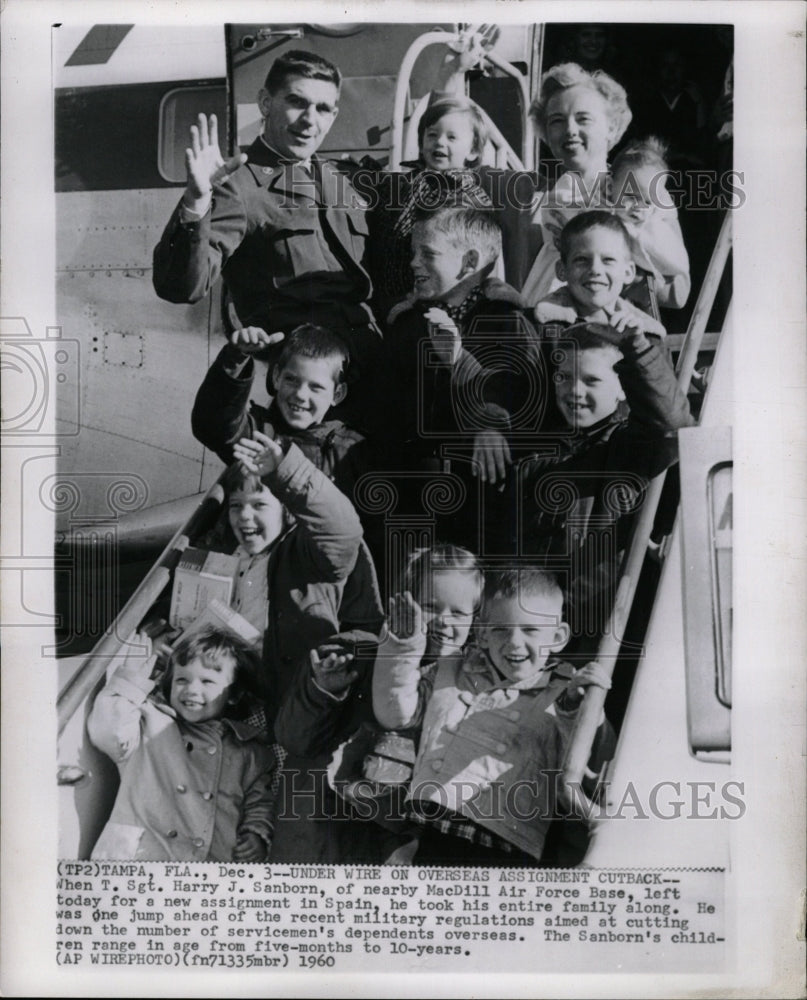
520,320,691,539
88,629,278,862
202,433,384,718
534,211,667,339
192,323,370,504
168,640,238,724
383,207,543,550
515,319,692,647
553,331,626,429
373,567,613,866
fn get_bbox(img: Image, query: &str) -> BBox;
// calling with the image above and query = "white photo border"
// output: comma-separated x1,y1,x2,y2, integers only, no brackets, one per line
1,0,805,996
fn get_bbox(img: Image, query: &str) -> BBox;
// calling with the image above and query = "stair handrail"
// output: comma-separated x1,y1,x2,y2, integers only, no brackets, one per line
389,27,533,171
56,479,226,737
560,211,734,816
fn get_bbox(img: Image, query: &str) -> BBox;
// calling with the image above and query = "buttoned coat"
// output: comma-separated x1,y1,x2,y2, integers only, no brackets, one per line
88,669,278,862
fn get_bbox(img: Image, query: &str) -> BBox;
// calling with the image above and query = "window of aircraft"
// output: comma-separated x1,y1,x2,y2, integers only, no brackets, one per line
55,81,225,192
158,85,229,184
708,462,732,708
679,426,732,757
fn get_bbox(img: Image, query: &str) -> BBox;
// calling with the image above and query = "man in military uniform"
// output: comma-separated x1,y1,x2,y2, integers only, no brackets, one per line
153,50,381,432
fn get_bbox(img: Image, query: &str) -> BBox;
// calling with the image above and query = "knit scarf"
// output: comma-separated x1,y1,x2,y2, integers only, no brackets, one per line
393,168,493,239
421,284,486,328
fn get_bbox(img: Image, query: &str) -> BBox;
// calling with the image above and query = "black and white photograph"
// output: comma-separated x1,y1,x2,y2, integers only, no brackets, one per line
1,1,804,995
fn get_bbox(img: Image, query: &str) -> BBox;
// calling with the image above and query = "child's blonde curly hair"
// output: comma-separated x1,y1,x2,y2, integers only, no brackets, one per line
612,135,670,173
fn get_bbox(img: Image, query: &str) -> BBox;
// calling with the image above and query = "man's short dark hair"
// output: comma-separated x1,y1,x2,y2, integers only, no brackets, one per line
264,50,342,95
558,210,631,264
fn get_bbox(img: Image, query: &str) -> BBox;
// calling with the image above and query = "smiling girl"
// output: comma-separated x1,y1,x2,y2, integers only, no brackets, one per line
88,629,278,862
369,97,493,319
373,544,482,728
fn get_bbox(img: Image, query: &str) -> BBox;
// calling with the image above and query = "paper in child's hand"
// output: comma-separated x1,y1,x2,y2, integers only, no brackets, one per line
424,307,461,366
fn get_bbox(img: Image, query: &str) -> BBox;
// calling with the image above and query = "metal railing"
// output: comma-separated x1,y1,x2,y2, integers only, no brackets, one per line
478,106,524,171
56,479,226,737
561,211,733,815
389,28,533,172
483,48,535,169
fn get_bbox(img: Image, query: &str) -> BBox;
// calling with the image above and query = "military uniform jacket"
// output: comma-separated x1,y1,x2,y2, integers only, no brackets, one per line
153,138,374,333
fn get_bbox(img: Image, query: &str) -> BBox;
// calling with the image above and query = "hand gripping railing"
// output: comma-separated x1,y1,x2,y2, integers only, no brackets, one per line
560,211,733,818
56,479,226,738
389,28,534,172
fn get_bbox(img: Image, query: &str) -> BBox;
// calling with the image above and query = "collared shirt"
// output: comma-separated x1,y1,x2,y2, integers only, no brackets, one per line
252,138,367,300
179,135,316,219
259,134,311,173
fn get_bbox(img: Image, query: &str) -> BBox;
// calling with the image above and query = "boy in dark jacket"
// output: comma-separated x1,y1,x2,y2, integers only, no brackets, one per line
533,210,668,341
193,323,388,576
269,630,419,864
383,207,546,554
516,321,693,638
192,323,371,501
